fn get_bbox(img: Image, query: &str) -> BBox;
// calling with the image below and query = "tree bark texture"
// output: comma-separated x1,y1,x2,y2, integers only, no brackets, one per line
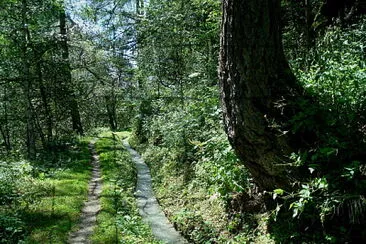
219,0,302,190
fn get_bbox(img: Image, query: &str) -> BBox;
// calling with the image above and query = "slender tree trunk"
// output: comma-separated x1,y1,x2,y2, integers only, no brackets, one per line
304,0,315,51
136,0,144,15
0,126,10,152
111,80,118,130
60,8,83,135
37,60,53,143
219,0,303,190
107,27,118,131
1,85,11,152
21,0,36,158
105,93,117,131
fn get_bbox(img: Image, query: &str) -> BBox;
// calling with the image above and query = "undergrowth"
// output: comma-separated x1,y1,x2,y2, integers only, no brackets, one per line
269,18,366,243
130,92,273,243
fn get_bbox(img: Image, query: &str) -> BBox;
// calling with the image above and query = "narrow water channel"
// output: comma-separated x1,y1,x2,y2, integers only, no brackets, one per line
123,140,188,244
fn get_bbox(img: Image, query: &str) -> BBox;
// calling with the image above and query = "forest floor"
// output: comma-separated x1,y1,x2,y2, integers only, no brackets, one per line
69,139,102,243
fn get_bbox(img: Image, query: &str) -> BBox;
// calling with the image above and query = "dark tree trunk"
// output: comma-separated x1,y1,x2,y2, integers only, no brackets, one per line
105,94,117,131
22,0,36,159
1,85,11,152
219,0,303,190
304,0,315,50
136,0,144,15
37,59,53,143
60,9,84,135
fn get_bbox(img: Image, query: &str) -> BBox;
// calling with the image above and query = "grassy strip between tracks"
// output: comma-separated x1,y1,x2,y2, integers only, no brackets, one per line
91,131,160,244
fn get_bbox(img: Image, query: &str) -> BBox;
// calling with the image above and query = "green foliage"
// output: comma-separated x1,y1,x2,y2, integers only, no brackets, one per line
132,87,255,242
172,209,219,243
0,214,25,243
1,161,36,205
192,134,249,199
270,17,366,243
295,21,366,120
0,161,51,242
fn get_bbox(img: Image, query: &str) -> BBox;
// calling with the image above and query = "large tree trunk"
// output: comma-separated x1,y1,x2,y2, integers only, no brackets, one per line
219,0,303,190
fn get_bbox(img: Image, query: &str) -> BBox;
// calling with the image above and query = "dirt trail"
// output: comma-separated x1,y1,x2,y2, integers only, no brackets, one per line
123,139,188,244
68,140,102,244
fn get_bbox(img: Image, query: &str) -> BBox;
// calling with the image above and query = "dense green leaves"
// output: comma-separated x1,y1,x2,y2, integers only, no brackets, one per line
270,16,366,244
0,0,365,243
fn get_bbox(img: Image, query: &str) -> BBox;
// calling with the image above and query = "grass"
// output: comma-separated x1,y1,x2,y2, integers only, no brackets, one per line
91,131,160,243
0,137,92,243
24,138,92,243
0,129,167,243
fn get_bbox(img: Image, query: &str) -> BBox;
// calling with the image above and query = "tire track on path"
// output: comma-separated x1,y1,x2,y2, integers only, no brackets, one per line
68,139,101,244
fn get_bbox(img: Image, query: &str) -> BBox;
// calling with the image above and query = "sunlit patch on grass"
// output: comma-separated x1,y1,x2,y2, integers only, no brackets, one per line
20,139,92,243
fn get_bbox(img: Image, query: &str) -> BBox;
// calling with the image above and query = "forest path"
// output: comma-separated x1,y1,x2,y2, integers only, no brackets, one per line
123,139,188,244
68,139,102,244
